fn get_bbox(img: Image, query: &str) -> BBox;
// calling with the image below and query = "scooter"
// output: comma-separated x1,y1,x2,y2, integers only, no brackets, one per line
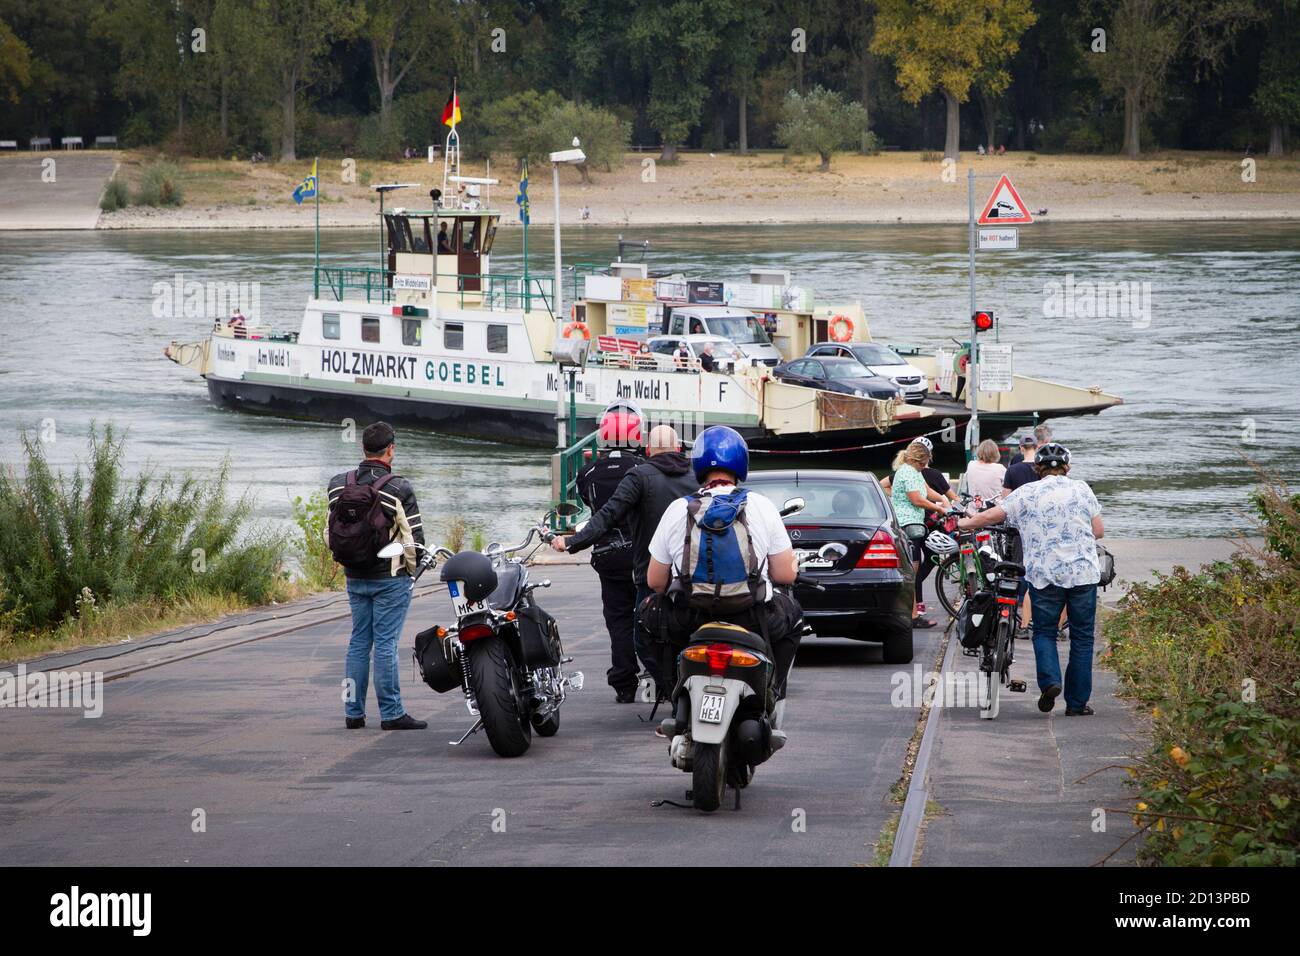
658,535,845,812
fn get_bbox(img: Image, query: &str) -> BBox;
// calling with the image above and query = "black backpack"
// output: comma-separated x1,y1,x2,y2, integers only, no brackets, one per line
328,471,395,567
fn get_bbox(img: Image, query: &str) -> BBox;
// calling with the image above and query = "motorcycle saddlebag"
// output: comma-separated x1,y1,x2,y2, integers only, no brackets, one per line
413,626,461,693
958,589,998,650
516,601,562,669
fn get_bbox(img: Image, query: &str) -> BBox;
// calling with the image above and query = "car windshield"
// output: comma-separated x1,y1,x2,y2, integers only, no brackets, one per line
852,344,906,366
708,314,771,345
747,478,889,523
823,360,873,380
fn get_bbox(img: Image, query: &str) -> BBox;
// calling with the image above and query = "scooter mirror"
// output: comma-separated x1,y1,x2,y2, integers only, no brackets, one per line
376,542,405,559
780,497,806,517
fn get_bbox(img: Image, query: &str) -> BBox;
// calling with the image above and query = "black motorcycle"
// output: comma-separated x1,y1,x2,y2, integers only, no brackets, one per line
382,512,583,757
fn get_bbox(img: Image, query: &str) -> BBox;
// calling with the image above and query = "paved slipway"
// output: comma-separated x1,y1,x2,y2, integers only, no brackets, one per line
0,538,1249,867
0,152,115,230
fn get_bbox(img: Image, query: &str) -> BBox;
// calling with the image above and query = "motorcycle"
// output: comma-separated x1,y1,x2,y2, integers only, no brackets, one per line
656,496,844,812
380,510,584,758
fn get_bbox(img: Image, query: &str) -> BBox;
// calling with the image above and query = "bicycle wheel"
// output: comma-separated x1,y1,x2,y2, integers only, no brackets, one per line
934,554,967,617
980,619,1010,720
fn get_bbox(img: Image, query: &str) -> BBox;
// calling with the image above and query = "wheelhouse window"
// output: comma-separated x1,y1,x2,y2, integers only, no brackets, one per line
444,322,464,350
322,312,340,340
486,324,509,353
402,318,423,346
361,315,381,343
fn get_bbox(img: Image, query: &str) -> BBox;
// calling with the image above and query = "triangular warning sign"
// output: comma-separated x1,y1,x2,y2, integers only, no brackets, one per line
977,175,1033,225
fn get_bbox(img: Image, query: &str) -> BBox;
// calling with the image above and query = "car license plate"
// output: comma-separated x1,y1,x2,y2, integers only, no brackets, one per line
447,580,487,619
796,548,834,569
699,693,726,724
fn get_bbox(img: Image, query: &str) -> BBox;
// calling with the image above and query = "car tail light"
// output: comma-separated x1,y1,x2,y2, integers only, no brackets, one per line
682,643,760,674
856,529,899,569
458,623,495,642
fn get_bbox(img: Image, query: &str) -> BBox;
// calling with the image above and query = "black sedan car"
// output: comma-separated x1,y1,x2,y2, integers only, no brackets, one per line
746,470,915,663
773,356,902,401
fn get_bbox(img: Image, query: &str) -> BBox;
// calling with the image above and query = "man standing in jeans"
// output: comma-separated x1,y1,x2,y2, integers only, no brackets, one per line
327,422,427,730
957,443,1104,716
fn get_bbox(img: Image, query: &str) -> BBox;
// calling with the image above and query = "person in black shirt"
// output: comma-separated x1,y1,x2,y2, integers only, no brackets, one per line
1003,435,1040,494
698,344,716,372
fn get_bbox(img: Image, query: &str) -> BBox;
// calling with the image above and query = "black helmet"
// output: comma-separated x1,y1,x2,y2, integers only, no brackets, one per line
1034,442,1071,470
439,550,498,603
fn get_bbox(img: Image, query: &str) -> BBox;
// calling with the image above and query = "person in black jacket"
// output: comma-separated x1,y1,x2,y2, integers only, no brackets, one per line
570,401,645,702
552,423,699,697
326,422,427,731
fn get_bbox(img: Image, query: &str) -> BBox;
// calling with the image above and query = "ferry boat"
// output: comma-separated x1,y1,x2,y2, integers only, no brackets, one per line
163,131,1121,459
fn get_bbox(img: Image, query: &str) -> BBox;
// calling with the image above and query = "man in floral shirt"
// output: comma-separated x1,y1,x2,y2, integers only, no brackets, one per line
957,443,1105,716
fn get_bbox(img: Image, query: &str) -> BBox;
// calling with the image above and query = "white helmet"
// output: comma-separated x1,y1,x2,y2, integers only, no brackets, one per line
925,530,959,555
914,436,934,452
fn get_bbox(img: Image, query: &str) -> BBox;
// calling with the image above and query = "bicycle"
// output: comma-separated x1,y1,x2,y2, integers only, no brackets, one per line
975,554,1030,719
932,512,1000,617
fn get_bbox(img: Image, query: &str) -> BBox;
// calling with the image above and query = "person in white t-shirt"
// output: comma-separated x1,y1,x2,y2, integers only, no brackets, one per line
964,439,1007,502
646,426,799,700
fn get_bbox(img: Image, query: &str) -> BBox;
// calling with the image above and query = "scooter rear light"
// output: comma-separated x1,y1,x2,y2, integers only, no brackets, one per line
856,529,899,568
458,623,494,642
683,643,755,674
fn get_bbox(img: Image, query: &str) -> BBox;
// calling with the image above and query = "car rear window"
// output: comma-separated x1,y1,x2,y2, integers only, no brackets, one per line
746,478,888,522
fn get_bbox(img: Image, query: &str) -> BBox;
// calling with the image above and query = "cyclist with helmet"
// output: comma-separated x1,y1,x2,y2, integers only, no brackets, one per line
957,443,1105,717
573,399,646,702
645,426,802,707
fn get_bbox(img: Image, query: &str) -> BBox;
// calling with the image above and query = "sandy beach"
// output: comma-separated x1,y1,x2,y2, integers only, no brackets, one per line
5,149,1298,231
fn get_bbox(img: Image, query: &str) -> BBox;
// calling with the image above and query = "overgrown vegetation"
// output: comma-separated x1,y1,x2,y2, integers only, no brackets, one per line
99,175,130,211
133,160,185,207
1106,475,1300,866
0,426,288,650
291,490,342,591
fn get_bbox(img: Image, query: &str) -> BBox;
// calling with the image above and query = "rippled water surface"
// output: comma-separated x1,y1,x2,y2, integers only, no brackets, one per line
1,221,1296,540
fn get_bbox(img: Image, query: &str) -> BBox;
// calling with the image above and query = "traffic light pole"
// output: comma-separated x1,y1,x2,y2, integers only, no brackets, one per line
967,168,980,460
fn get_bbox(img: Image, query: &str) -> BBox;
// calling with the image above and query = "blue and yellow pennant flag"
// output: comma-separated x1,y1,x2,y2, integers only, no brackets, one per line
516,158,530,225
293,158,318,205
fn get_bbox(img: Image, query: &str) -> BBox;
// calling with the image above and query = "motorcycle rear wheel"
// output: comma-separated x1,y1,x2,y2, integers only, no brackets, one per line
692,741,727,812
466,637,532,757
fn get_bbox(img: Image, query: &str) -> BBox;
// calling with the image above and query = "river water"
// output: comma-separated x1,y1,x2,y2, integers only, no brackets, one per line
1,222,1296,543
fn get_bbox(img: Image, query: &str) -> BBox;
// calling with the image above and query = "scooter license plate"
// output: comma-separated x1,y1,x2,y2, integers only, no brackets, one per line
447,580,486,619
699,693,726,724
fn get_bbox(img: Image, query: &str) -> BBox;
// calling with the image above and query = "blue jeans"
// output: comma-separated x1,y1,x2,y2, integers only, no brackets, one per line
344,575,412,721
1028,582,1097,711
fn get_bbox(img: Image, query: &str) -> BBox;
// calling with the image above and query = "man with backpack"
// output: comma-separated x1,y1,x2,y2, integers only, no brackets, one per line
645,426,802,711
326,421,427,731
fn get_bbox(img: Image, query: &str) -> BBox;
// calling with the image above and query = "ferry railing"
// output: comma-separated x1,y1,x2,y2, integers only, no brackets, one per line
314,266,395,304
313,266,555,316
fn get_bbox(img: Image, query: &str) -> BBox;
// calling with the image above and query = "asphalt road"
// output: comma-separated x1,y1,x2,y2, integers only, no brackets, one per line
0,565,942,866
0,152,116,229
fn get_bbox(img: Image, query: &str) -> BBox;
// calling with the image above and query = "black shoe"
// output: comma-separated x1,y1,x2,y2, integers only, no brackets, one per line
1064,705,1094,716
615,688,637,703
1037,684,1061,713
345,717,365,730
381,714,427,730
913,616,938,629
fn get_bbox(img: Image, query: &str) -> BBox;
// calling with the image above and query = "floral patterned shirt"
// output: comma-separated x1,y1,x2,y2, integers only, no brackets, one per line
1000,475,1102,589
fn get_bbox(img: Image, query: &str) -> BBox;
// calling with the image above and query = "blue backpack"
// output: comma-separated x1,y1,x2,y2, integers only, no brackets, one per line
679,489,764,614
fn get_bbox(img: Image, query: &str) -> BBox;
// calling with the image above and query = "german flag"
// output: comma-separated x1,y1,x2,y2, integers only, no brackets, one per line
440,91,461,128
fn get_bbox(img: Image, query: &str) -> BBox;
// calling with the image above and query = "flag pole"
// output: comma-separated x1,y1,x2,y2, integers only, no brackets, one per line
522,159,530,312
314,157,320,278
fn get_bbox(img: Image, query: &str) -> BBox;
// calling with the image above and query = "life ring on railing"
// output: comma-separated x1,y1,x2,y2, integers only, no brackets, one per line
953,348,970,374
563,321,591,340
828,314,854,342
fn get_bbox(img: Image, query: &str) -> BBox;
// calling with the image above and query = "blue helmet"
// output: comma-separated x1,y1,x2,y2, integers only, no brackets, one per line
691,425,749,483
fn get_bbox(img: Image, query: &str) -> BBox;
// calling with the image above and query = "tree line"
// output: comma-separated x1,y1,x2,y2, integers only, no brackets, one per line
0,0,1296,168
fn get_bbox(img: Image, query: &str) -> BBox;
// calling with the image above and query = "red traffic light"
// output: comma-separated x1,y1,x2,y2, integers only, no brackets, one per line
973,310,995,331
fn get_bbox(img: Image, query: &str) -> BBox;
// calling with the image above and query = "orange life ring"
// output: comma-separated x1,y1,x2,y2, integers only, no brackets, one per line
828,314,854,342
563,321,590,340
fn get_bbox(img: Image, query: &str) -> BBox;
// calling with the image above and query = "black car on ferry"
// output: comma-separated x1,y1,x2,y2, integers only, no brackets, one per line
746,469,915,664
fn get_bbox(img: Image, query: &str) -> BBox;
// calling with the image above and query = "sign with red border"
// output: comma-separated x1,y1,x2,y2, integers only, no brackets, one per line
977,175,1033,225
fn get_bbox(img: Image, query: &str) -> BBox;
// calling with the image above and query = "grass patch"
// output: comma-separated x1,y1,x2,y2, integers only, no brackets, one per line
99,176,130,212
135,159,184,206
1105,472,1300,866
0,425,291,656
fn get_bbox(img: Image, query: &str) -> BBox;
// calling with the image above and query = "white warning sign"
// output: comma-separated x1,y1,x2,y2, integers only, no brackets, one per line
977,175,1033,225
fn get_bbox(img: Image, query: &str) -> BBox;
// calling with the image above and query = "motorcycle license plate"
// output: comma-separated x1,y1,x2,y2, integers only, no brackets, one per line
699,693,726,724
447,580,487,619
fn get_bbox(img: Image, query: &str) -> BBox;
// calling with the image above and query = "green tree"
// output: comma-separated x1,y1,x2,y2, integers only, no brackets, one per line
0,16,32,103
775,85,868,169
363,0,441,134
1253,0,1300,156
550,99,629,182
1088,0,1262,158
479,90,627,182
871,0,1038,160
254,0,358,162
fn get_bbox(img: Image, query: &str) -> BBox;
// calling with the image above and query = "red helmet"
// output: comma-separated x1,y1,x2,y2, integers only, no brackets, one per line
599,399,643,448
